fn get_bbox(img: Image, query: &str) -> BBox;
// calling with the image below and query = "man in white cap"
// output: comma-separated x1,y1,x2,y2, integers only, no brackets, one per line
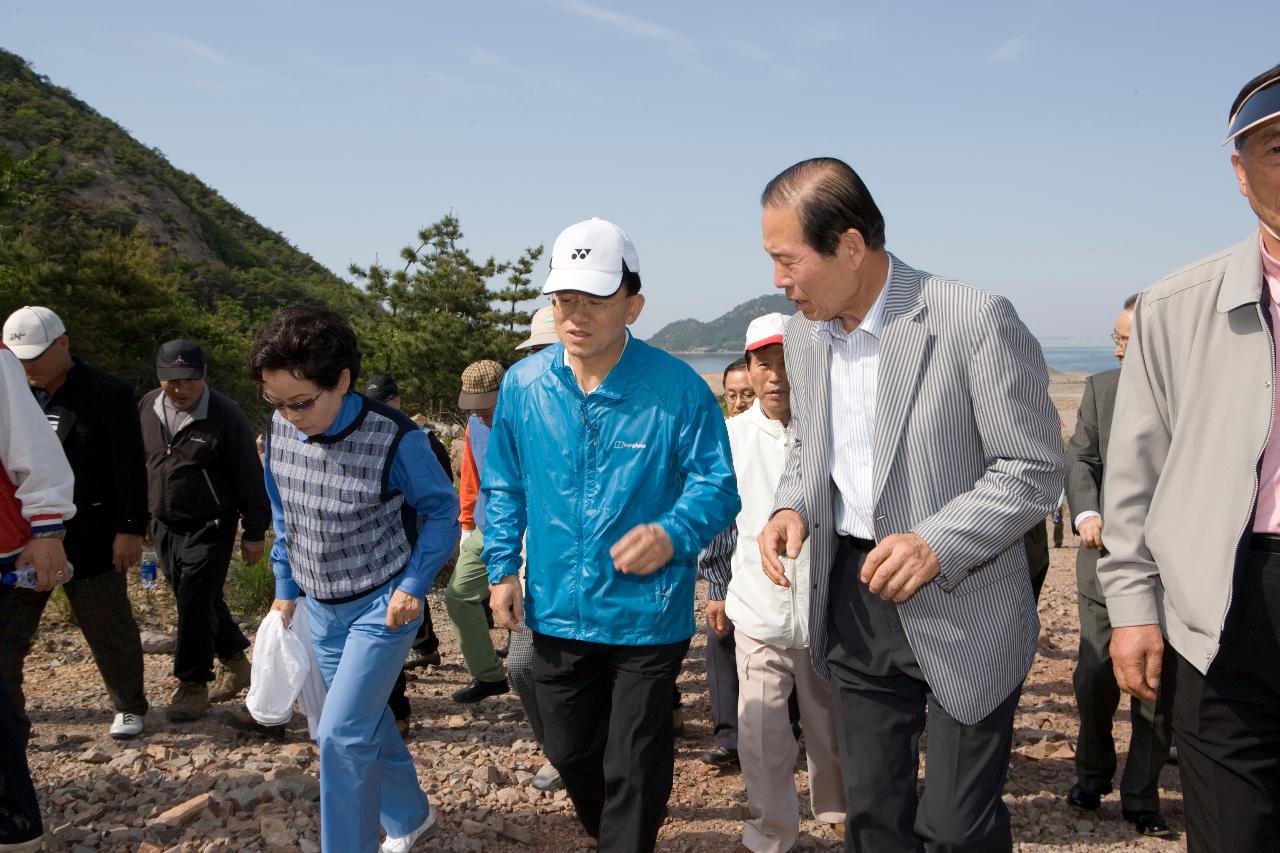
483,218,739,852
702,313,845,852
1100,61,1280,852
0,306,150,740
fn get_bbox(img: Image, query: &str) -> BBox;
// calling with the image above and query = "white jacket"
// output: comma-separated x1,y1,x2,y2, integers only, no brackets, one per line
721,402,812,649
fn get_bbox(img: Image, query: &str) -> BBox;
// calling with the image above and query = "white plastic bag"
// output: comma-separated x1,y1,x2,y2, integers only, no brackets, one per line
245,611,311,727
289,603,328,739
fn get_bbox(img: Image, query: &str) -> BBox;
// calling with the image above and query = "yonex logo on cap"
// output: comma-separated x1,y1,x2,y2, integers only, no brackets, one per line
173,356,187,365
571,249,592,260
8,331,25,341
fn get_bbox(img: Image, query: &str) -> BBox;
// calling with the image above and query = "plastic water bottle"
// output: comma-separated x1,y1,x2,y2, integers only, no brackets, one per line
1,562,75,589
140,559,158,590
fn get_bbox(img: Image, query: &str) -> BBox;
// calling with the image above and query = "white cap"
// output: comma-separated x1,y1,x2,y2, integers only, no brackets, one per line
543,218,640,297
745,313,787,351
3,306,67,360
516,305,558,351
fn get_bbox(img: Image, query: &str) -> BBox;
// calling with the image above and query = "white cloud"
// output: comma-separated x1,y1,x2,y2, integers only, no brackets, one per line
988,34,1029,63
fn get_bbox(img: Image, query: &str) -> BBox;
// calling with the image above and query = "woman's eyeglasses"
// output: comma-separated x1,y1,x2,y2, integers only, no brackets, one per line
262,388,326,413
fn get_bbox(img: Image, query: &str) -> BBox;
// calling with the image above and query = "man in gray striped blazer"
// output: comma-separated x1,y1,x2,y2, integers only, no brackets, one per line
757,157,1064,852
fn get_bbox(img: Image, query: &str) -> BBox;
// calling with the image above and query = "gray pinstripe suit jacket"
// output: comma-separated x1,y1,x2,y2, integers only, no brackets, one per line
773,255,1065,725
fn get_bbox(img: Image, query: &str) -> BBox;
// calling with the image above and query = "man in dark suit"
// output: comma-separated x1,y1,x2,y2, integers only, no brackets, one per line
758,158,1064,852
1064,296,1175,838
0,306,150,741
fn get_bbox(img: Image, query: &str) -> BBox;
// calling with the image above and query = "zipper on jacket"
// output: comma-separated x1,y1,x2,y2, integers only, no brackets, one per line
201,469,222,508
1220,303,1278,666
575,399,588,631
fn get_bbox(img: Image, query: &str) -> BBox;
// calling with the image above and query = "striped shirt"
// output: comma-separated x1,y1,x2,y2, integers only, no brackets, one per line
818,260,891,539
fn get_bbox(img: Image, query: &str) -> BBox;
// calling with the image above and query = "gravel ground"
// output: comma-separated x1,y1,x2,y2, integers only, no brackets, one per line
19,527,1185,852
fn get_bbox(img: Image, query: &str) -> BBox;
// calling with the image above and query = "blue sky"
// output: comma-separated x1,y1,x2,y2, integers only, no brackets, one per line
3,1,1275,344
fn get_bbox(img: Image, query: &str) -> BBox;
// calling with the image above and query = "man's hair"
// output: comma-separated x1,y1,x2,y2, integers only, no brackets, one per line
761,157,886,254
620,259,642,296
249,305,361,389
722,357,748,386
1231,62,1280,152
1123,293,1139,310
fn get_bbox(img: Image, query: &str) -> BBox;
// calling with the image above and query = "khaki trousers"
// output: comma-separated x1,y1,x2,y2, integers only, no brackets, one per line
736,631,845,853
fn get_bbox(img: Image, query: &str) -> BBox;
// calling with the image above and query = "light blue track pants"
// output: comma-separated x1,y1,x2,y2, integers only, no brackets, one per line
304,578,430,852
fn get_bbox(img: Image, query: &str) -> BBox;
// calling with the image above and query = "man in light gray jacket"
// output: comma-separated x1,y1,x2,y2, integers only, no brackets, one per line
1099,61,1280,853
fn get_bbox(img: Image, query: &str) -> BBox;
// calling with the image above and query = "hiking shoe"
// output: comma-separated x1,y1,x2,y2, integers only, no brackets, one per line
396,717,411,738
208,652,252,703
1123,809,1176,839
451,677,509,704
0,834,44,852
531,761,563,791
380,807,438,852
218,705,287,739
109,712,145,739
165,681,209,721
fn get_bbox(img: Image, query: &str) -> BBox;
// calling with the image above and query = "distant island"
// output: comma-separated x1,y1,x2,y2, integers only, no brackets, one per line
647,293,793,352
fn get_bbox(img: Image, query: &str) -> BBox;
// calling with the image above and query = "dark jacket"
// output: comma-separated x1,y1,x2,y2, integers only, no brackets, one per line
38,360,148,578
1065,367,1120,602
140,386,270,540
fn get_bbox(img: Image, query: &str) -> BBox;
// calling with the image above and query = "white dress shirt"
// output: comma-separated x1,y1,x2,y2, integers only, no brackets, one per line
819,261,891,539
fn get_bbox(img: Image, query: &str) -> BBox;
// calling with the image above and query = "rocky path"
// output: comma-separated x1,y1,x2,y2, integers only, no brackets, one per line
21,530,1184,851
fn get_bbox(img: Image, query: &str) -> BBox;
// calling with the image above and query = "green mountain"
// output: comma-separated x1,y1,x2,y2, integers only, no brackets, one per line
647,293,794,352
0,47,367,411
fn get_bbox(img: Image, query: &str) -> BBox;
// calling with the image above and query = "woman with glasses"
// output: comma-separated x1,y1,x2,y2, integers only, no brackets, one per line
249,306,459,853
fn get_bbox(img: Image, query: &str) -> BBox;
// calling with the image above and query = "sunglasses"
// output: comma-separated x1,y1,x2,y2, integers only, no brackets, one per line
262,388,327,413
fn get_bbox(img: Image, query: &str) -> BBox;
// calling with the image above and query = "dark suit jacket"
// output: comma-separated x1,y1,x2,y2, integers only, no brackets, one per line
1064,368,1119,602
40,360,149,577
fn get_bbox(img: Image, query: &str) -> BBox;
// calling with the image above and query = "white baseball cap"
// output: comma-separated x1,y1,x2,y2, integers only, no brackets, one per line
3,306,67,360
543,218,640,297
516,305,558,351
745,313,787,351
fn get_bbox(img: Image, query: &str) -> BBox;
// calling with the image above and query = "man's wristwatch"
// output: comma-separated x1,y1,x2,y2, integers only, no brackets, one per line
30,529,66,540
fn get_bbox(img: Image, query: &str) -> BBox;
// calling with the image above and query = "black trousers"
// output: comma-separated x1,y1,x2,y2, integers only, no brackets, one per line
1073,592,1174,810
1175,545,1280,853
702,620,738,750
532,631,689,853
0,584,41,846
154,515,249,683
387,618,438,721
828,536,1019,853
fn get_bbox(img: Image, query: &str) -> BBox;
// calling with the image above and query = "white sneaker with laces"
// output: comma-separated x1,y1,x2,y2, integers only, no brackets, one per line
380,808,438,853
109,712,144,739
531,761,563,791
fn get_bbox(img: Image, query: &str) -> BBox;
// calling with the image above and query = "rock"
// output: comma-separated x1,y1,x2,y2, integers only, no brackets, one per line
146,744,176,761
498,820,536,844
269,773,320,802
495,786,523,806
226,786,262,812
77,747,112,764
141,631,176,654
149,793,210,827
260,813,292,847
299,840,321,853
446,714,468,730
460,818,488,836
137,843,164,853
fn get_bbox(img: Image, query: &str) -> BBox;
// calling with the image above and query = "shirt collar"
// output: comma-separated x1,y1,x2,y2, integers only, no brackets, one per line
817,256,893,345
1263,232,1280,288
289,391,362,442
556,329,632,398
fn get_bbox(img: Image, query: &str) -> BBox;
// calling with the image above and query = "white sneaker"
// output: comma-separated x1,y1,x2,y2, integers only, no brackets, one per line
380,808,438,853
109,712,144,739
531,761,563,791
0,835,44,852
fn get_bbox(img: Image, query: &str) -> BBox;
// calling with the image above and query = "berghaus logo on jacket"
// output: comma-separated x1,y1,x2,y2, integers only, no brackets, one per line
613,440,646,450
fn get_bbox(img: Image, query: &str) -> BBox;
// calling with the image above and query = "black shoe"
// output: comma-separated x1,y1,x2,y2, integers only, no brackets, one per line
404,649,442,670
451,678,509,704
699,745,739,767
1123,809,1175,838
1067,784,1110,811
218,706,286,740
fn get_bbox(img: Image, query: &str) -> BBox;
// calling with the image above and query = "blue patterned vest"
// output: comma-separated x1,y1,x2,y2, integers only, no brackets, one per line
268,399,414,600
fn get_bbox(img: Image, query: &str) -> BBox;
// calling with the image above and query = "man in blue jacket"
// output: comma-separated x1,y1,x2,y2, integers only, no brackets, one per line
484,218,739,853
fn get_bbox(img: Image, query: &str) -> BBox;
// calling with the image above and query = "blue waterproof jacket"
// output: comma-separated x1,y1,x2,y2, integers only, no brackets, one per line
482,336,739,645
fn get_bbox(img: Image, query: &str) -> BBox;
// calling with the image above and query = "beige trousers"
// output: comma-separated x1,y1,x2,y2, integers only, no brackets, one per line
736,631,846,853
